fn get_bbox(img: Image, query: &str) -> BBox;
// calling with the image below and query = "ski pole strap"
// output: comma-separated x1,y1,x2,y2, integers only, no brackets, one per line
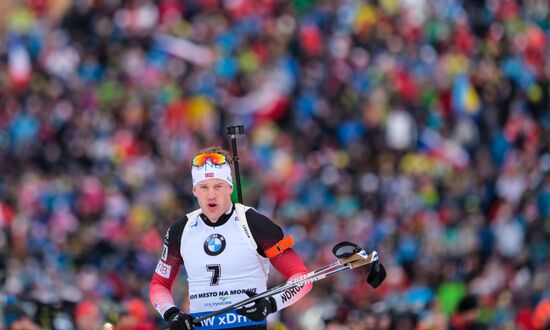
265,235,295,259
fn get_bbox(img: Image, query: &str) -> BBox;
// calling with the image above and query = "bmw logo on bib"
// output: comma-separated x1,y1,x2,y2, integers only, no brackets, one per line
204,234,226,256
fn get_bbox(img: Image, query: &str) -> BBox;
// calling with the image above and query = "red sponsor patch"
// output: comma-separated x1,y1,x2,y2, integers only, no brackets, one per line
205,172,214,177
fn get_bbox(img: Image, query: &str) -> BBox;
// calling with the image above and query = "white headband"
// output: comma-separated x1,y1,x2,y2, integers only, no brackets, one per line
192,161,233,187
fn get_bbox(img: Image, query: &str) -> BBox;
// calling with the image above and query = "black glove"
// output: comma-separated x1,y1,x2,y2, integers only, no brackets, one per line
164,307,201,330
367,260,386,288
236,291,277,322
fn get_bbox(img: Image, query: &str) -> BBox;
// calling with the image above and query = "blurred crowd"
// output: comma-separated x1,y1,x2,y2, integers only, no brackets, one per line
1,0,550,329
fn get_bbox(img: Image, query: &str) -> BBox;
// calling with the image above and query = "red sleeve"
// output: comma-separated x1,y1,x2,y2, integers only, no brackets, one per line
270,249,308,279
270,249,312,310
149,218,186,318
244,208,312,310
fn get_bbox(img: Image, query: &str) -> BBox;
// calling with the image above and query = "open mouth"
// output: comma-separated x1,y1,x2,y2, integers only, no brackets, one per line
207,203,217,209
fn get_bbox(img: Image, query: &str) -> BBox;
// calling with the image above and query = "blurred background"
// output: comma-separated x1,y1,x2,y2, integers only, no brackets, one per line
1,0,549,329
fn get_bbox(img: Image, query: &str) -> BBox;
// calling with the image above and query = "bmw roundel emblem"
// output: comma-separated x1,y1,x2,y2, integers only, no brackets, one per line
204,234,226,256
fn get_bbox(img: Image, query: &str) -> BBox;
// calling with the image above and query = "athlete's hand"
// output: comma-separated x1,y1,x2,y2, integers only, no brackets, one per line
236,291,277,322
164,307,201,330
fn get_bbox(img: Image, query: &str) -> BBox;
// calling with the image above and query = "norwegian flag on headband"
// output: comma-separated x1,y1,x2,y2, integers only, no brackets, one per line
8,40,31,91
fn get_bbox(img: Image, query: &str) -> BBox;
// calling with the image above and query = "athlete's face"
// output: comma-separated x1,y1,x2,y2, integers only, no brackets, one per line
192,178,234,222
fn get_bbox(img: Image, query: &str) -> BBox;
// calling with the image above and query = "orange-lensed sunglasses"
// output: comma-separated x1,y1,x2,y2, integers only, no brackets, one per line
192,153,227,167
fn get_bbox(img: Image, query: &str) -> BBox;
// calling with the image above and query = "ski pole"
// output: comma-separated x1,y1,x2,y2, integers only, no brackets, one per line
193,242,385,324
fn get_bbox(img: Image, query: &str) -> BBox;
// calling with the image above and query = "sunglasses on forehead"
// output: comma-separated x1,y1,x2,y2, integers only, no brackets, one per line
192,153,228,167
